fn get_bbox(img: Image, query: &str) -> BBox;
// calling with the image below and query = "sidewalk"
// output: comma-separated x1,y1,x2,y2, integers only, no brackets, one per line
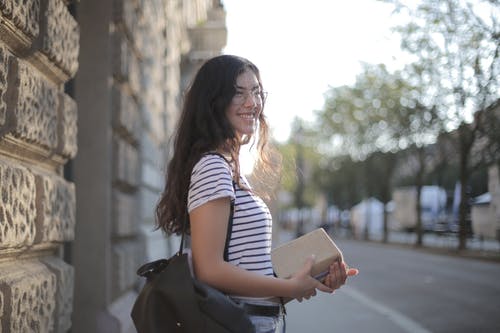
275,227,500,262
366,230,500,262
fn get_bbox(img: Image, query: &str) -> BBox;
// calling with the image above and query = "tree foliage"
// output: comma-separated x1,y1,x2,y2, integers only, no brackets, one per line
381,0,499,249
276,117,324,208
316,63,441,161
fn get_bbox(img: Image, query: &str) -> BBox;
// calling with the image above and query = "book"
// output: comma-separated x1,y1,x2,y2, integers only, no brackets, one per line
271,228,343,281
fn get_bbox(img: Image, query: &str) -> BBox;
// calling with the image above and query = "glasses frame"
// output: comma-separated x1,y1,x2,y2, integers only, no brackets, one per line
231,89,268,106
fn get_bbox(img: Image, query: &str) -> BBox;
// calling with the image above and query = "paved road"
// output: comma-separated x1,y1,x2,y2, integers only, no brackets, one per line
284,238,500,333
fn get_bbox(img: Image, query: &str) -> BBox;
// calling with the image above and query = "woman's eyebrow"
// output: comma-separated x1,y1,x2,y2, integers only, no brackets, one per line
234,84,260,91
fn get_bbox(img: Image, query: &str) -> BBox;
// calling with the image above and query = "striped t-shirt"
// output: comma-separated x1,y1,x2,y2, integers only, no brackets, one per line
187,153,274,277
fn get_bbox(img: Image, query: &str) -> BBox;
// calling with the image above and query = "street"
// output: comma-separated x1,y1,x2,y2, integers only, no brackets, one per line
284,238,500,333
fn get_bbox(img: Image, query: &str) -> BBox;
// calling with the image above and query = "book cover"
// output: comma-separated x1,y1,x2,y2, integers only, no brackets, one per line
271,228,343,281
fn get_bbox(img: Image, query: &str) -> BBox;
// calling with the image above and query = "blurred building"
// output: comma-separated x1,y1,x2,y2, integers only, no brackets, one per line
392,186,447,232
0,1,226,332
471,165,500,239
350,197,385,239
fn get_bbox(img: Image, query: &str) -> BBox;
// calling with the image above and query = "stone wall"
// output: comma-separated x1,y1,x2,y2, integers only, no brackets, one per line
0,0,226,332
0,0,79,332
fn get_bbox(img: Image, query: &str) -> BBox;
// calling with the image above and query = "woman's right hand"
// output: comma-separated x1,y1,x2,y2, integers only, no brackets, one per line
288,255,333,302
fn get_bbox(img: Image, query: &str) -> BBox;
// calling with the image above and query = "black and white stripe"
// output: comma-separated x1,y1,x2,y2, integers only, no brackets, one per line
188,154,274,276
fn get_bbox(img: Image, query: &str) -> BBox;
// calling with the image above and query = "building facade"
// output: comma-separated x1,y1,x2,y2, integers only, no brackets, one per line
0,0,226,332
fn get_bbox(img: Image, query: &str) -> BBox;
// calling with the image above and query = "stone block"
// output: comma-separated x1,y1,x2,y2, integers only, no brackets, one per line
57,93,77,158
34,171,76,243
0,160,36,249
139,187,159,222
0,42,8,126
127,46,141,97
111,32,128,82
40,257,74,333
14,61,58,151
113,138,139,187
0,260,56,332
111,31,141,97
111,84,140,142
140,132,164,166
141,162,163,191
149,108,166,144
41,0,79,77
0,0,40,40
112,241,140,297
113,0,140,42
137,1,164,61
113,190,138,237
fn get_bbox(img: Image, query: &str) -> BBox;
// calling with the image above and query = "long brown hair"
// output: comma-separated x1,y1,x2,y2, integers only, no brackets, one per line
156,55,276,234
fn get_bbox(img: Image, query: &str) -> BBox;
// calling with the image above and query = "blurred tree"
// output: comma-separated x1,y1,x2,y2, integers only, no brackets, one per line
278,117,324,208
315,63,441,243
383,0,500,249
316,64,425,159
477,100,500,169
312,155,365,211
276,118,326,235
365,151,398,242
311,154,365,237
292,120,306,236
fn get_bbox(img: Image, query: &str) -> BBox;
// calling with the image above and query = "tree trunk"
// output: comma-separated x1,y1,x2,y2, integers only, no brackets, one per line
415,147,425,247
457,125,473,250
383,203,389,243
458,149,469,250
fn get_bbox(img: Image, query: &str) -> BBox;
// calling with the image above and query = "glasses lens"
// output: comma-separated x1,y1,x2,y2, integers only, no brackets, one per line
232,90,267,105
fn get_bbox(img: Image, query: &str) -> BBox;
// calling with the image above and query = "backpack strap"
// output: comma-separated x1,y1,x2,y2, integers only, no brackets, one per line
180,152,236,263
223,183,236,262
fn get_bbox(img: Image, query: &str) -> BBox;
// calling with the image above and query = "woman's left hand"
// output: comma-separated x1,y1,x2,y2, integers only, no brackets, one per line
323,261,359,291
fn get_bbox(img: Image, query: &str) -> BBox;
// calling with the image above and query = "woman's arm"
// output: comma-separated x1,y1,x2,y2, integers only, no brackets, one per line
189,197,332,300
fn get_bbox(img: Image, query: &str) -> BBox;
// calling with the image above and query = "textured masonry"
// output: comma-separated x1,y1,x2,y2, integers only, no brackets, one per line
0,43,7,126
42,0,79,77
113,138,139,187
113,190,137,237
112,241,140,299
40,257,74,333
15,61,58,149
0,0,40,40
57,92,77,158
112,31,141,98
0,0,78,331
111,84,141,143
35,171,76,243
0,160,36,249
0,260,56,332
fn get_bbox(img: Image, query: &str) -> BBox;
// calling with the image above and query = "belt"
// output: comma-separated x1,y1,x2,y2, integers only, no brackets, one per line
242,303,282,317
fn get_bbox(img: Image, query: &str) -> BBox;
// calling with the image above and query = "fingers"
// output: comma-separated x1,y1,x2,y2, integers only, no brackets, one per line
339,262,348,285
328,261,344,289
294,257,359,301
302,287,319,301
315,280,333,293
302,255,315,274
347,267,360,276
323,261,359,291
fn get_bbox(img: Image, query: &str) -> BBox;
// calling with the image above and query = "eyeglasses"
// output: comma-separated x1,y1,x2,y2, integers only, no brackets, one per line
231,89,268,106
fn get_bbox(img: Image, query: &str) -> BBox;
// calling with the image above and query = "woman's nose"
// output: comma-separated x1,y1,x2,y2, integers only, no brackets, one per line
243,93,258,107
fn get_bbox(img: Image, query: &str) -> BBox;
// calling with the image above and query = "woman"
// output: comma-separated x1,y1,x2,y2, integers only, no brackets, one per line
156,55,358,332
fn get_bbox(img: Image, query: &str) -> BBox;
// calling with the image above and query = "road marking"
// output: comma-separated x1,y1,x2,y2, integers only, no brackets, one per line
344,288,433,333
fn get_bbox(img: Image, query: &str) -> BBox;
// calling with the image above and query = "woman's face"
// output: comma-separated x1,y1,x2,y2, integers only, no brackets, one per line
226,69,263,138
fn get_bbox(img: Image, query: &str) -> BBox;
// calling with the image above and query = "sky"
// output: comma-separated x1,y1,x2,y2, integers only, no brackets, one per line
221,0,411,143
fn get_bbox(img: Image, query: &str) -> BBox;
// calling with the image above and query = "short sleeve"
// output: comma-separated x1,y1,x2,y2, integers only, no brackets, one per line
187,154,235,213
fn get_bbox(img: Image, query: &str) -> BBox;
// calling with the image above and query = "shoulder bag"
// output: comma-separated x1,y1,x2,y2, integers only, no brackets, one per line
131,183,255,332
